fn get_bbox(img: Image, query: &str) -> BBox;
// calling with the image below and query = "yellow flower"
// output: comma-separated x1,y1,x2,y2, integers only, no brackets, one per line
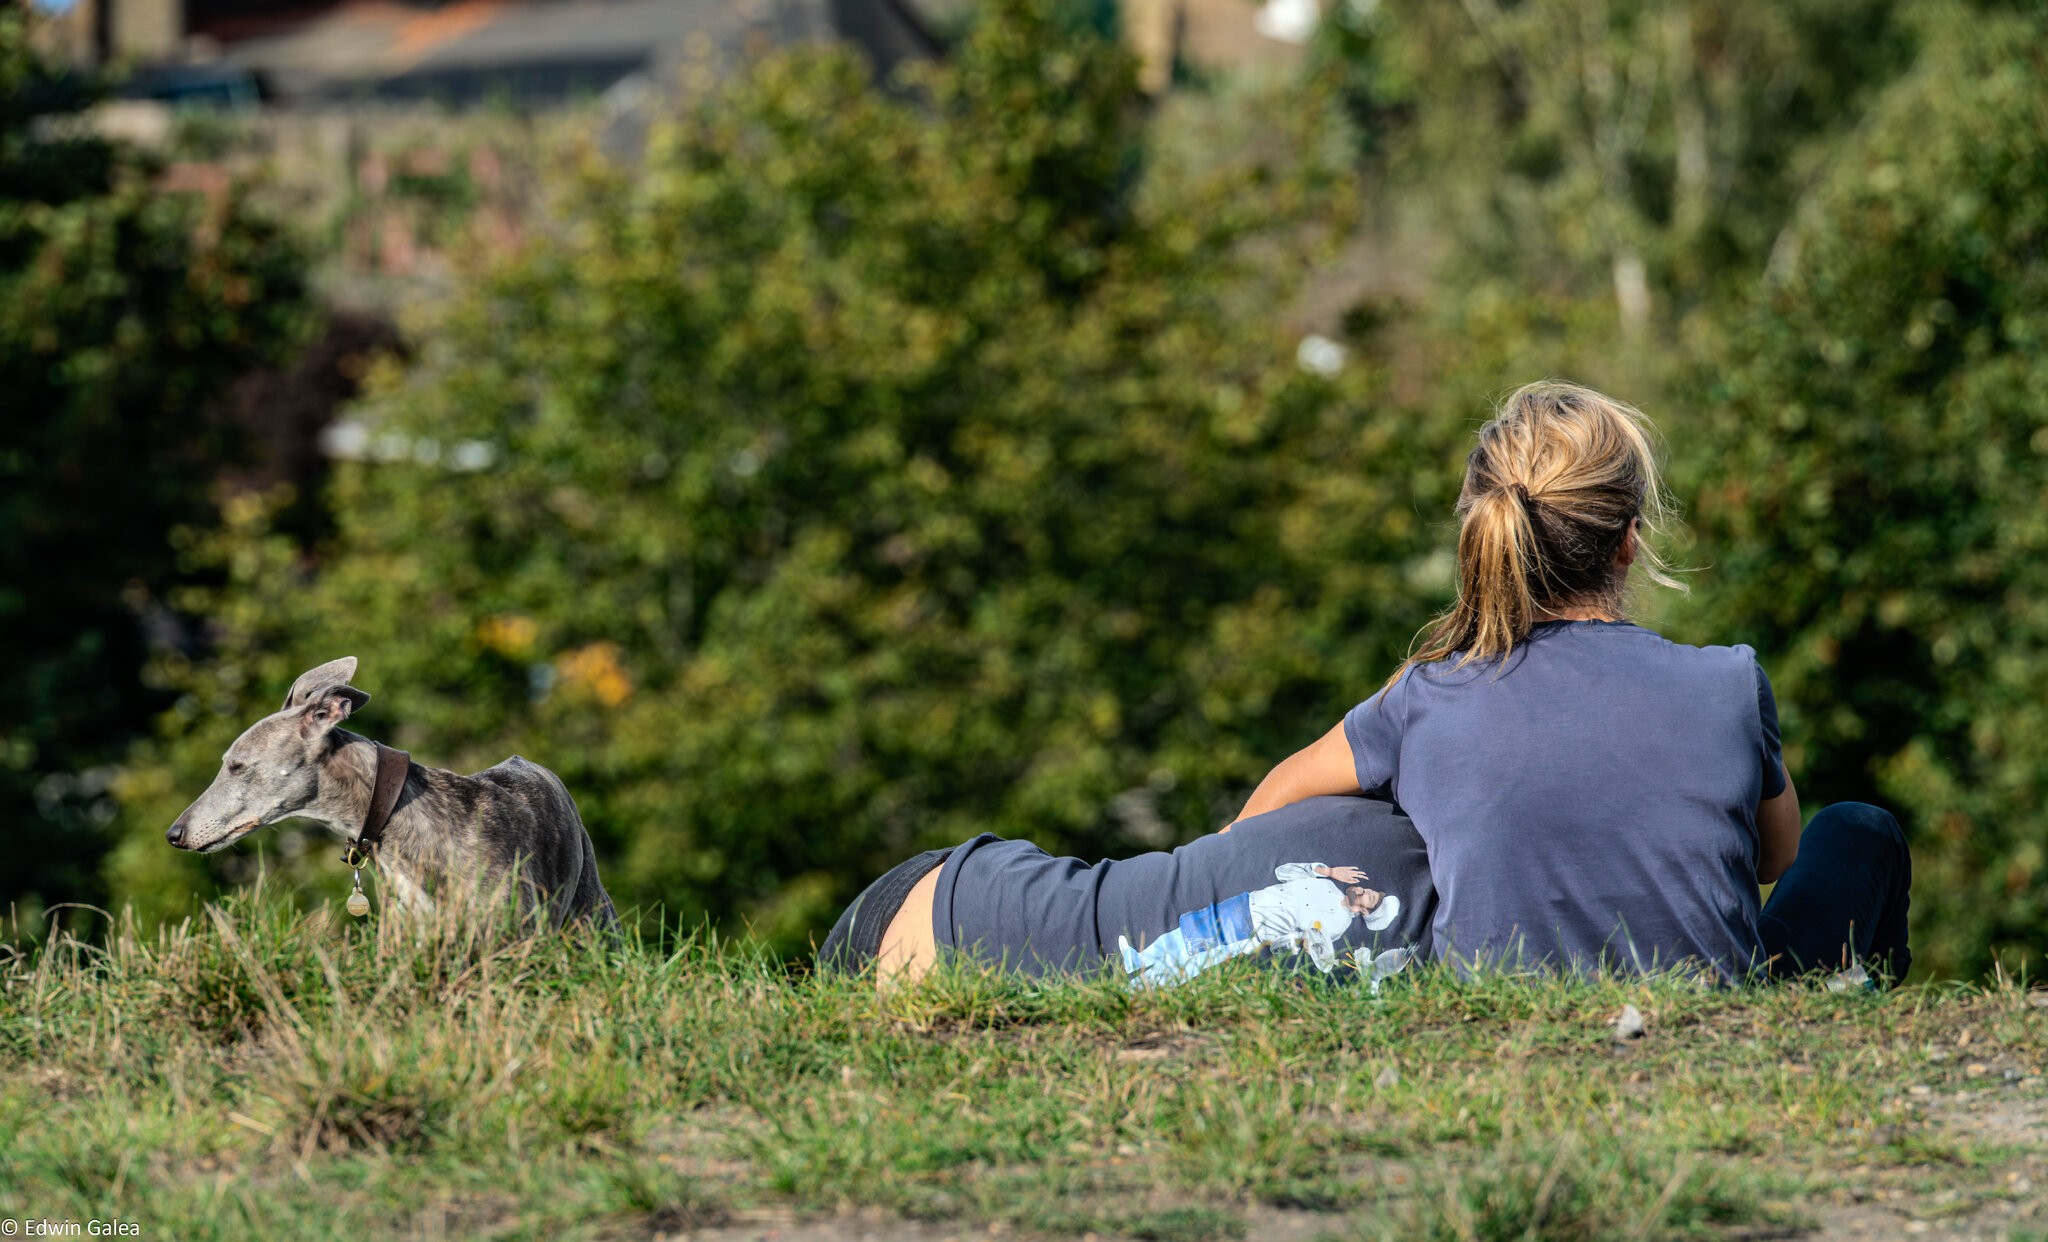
476,614,538,657
556,642,632,707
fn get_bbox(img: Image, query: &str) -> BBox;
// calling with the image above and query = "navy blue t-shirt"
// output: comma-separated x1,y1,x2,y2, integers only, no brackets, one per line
1343,620,1784,983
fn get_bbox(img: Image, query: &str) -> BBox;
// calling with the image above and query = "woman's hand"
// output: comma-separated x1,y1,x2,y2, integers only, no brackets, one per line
1222,721,1363,831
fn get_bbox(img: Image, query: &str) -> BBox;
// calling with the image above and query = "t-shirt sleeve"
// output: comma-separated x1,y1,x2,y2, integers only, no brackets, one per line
1746,649,1787,800
1341,673,1408,798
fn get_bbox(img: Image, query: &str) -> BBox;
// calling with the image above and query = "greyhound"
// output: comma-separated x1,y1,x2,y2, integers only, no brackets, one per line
165,657,617,928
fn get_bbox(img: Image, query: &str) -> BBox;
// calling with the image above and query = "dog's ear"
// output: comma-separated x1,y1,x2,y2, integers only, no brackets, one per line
284,657,363,710
298,684,371,737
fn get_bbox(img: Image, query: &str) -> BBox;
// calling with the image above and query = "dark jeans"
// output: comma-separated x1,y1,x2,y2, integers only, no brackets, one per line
1758,802,1913,983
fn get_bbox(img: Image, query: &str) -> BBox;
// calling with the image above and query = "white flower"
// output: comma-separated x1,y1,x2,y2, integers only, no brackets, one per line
1296,333,1346,378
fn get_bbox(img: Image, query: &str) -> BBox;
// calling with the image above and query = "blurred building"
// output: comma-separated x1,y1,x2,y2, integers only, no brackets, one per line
35,0,953,104
32,0,184,64
1126,0,1316,94
38,0,1312,105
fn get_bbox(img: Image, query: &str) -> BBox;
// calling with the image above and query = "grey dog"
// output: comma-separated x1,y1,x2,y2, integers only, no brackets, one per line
166,657,617,927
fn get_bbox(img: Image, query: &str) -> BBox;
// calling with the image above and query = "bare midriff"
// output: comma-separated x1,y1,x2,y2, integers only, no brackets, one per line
875,864,943,988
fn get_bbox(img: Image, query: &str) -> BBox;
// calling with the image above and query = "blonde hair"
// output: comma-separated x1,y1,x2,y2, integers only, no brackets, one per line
1388,381,1683,688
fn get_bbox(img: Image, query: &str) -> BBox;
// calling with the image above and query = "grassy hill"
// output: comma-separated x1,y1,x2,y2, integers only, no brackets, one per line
2,888,2043,1241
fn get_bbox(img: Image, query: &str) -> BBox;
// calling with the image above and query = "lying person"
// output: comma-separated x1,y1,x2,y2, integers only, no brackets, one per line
818,793,1434,987
822,381,1912,990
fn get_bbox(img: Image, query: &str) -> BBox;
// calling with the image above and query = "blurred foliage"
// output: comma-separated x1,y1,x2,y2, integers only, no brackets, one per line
110,0,1458,948
1328,0,1917,331
1676,8,2048,975
36,0,2048,976
0,12,309,928
1313,0,2048,977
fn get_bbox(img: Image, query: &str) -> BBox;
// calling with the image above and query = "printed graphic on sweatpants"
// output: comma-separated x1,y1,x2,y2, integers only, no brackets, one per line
1116,862,1414,988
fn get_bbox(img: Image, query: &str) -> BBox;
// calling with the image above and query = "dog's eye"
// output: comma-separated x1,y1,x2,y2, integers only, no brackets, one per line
227,760,246,775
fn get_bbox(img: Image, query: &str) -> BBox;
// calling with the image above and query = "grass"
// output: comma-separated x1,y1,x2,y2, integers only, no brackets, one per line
1,884,2043,1241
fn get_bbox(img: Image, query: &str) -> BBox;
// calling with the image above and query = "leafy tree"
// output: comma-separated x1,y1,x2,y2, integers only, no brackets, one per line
101,0,2041,980
0,12,308,931
1678,7,2048,975
1325,0,1916,337
1317,0,2048,975
111,0,1457,949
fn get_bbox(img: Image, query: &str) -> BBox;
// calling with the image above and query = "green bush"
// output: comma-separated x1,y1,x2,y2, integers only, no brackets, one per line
109,1,1459,948
95,0,2048,978
0,13,309,930
1679,10,2048,975
1327,0,1916,331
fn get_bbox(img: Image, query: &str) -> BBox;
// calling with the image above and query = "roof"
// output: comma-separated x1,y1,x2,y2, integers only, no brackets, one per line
201,0,936,106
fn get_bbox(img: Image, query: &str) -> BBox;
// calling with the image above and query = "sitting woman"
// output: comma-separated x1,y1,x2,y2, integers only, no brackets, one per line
820,381,1911,989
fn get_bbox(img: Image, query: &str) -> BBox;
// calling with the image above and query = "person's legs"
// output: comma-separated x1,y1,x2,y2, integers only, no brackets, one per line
824,796,1437,990
1758,802,1912,983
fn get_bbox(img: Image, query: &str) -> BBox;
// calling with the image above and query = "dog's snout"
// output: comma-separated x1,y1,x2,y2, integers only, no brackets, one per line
166,819,188,847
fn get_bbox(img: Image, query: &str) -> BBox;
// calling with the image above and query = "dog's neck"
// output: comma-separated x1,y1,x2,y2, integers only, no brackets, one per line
303,730,445,885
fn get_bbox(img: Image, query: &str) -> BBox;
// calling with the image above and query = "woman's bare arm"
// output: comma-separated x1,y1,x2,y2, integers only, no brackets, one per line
1224,721,1362,830
1757,763,1800,884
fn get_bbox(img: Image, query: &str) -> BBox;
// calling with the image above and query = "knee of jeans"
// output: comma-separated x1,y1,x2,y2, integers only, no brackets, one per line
1807,801,1906,852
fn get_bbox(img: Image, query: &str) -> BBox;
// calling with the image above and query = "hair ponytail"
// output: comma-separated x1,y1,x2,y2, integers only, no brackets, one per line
1459,485,1542,663
1385,381,1684,691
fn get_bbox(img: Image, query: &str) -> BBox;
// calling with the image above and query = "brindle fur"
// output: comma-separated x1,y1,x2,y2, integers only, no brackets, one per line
165,657,617,928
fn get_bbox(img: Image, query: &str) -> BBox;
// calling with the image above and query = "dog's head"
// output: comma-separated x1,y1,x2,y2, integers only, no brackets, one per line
165,657,371,853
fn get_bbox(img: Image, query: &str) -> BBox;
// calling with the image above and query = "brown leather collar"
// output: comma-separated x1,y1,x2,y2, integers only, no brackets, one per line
342,742,411,869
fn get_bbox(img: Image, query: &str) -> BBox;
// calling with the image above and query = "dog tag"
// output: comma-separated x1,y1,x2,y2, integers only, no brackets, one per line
346,889,370,917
